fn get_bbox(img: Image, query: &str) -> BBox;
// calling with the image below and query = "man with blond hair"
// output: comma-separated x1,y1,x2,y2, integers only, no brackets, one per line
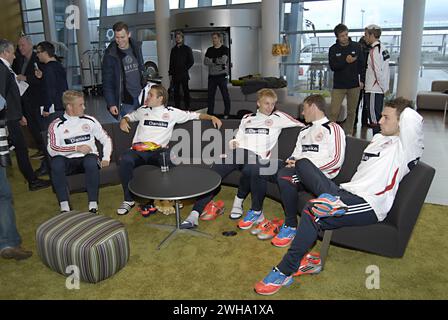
181,88,304,229
47,90,112,213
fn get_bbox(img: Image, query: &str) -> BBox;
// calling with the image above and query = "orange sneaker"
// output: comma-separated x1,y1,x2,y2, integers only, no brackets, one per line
293,252,322,276
250,218,271,235
200,200,225,221
257,218,284,240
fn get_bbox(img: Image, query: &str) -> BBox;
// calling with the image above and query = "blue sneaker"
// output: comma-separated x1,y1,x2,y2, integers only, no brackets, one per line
254,267,294,295
271,224,297,247
238,210,264,230
309,193,348,219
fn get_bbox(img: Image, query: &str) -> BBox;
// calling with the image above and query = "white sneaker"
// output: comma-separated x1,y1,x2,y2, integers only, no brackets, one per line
117,201,135,215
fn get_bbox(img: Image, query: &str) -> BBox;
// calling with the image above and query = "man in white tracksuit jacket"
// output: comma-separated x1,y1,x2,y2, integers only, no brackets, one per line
255,97,424,295
364,24,391,135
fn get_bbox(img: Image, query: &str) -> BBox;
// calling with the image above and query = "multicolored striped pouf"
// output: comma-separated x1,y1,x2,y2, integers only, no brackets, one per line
36,211,130,283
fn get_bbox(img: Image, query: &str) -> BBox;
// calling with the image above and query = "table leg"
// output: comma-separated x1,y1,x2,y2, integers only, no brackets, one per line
147,200,214,250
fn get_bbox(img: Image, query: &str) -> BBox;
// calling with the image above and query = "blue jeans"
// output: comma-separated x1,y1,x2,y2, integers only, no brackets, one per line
120,97,140,118
0,167,21,251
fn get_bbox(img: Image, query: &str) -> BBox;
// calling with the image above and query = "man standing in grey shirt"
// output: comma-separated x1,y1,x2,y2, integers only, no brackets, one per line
204,33,231,118
102,22,145,118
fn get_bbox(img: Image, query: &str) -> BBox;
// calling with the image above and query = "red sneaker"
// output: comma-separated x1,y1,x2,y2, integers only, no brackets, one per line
257,218,284,240
293,252,322,276
200,200,225,221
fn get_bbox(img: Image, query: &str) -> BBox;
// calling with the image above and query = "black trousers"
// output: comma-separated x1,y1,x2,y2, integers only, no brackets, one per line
6,119,37,183
172,77,191,110
22,102,45,152
207,74,231,116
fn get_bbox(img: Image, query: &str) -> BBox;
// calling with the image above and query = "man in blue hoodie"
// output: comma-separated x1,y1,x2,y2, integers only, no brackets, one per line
328,24,365,136
102,22,145,118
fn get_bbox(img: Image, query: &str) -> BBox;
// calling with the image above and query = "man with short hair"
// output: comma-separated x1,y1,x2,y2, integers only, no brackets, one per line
180,88,304,229
169,31,194,110
0,56,33,260
116,84,222,215
261,94,346,246
328,23,365,136
47,90,112,213
204,32,231,118
255,97,424,295
0,39,50,191
12,35,46,161
364,24,390,135
102,21,145,118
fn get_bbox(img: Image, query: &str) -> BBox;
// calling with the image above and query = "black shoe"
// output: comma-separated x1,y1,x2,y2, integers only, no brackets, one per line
89,208,98,214
34,166,49,177
28,178,51,191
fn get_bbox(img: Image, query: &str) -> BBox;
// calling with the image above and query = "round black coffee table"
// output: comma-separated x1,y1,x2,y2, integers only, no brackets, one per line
129,165,221,249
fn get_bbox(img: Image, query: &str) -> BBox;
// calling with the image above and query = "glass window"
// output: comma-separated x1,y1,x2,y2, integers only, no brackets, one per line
25,21,44,34
212,0,226,5
23,10,42,22
107,0,124,16
143,0,155,11
424,0,448,27
231,0,260,4
89,20,100,42
29,33,45,45
21,0,41,10
170,0,179,9
300,0,342,31
345,0,404,29
184,0,198,8
86,0,101,18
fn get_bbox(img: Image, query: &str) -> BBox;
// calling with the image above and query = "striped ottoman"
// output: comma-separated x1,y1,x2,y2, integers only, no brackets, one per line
36,212,130,283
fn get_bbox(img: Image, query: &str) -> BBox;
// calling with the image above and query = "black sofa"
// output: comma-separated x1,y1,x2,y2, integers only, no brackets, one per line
64,119,435,259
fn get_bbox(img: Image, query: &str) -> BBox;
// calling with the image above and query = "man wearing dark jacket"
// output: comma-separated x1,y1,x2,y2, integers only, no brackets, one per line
102,21,145,118
169,31,194,110
328,24,365,136
12,36,45,160
0,39,50,191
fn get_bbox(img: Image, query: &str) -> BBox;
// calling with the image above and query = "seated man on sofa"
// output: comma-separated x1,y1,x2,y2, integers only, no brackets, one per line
242,94,346,243
117,84,222,215
254,97,424,295
47,90,112,213
180,88,304,229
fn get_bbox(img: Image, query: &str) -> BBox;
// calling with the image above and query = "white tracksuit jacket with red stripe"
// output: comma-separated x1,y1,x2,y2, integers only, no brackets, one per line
364,40,390,94
340,108,424,221
47,113,112,162
233,110,304,159
290,117,346,179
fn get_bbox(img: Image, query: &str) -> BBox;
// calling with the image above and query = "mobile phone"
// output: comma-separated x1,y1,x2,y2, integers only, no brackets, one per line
34,62,39,70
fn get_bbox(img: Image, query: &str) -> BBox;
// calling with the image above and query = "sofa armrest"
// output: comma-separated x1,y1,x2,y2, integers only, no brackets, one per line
383,161,435,231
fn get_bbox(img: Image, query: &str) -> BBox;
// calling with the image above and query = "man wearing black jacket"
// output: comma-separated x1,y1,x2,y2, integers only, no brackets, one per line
328,24,365,136
169,31,194,110
102,22,145,118
12,36,45,160
0,39,50,191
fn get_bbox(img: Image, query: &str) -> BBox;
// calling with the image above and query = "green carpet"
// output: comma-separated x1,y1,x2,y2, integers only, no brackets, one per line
1,157,447,300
